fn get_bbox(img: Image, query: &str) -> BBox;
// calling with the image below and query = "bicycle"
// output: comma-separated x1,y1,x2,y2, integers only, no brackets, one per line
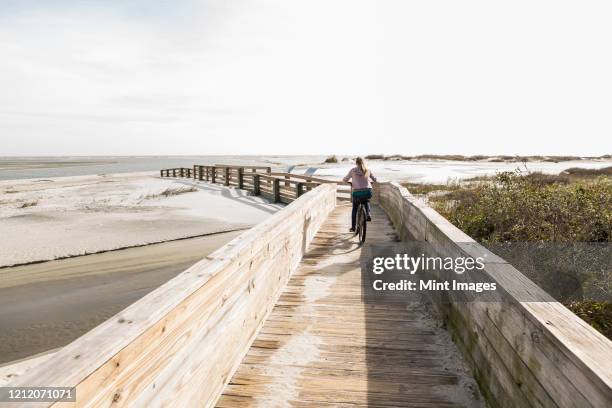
354,196,368,245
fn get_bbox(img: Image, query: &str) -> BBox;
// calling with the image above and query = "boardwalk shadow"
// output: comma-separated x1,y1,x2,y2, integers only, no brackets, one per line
168,178,283,215
359,205,484,407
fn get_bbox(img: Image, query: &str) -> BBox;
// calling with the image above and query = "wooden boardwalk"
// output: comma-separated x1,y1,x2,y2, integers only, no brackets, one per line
217,204,482,408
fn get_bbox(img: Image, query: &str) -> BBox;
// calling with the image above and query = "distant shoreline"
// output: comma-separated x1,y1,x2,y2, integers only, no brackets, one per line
362,154,612,163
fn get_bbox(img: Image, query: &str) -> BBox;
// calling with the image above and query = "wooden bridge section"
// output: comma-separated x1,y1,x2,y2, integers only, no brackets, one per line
2,167,611,408
217,203,479,407
160,165,352,203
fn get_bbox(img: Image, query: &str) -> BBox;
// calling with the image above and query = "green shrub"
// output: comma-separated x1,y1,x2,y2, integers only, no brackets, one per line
436,171,612,243
432,171,612,338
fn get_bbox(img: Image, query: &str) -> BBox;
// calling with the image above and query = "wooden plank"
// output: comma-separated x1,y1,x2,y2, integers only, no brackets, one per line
224,167,230,186
214,165,271,171
268,172,350,186
253,175,260,196
238,168,244,189
0,350,58,386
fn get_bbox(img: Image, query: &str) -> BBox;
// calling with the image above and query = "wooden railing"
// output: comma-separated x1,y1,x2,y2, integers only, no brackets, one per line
376,182,612,408
160,165,351,203
4,185,337,407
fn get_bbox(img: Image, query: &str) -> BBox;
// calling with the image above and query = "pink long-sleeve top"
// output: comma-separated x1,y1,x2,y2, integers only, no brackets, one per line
343,166,377,189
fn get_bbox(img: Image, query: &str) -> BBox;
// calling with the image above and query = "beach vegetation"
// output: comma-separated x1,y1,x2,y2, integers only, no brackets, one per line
418,169,612,338
563,166,612,177
402,181,462,195
143,185,198,200
364,154,612,162
17,200,38,208
436,170,611,243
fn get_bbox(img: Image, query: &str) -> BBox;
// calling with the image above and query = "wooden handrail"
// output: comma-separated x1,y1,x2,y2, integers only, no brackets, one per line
159,164,350,204
268,172,351,185
213,164,271,172
4,185,338,406
377,182,612,408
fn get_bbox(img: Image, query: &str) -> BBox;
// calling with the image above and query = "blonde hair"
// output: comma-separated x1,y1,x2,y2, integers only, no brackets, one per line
356,157,368,175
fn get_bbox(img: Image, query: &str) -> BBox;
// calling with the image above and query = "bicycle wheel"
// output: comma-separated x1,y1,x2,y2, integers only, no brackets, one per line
358,204,367,244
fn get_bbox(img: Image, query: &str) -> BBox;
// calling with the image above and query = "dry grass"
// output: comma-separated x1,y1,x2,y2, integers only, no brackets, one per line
18,200,38,208
143,185,198,200
467,167,612,186
563,166,612,177
401,181,463,195
323,155,339,164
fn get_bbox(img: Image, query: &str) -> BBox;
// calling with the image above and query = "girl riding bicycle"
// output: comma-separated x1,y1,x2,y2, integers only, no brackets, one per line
343,157,377,232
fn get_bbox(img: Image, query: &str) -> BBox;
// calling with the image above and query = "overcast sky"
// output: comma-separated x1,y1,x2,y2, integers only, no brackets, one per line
1,1,610,156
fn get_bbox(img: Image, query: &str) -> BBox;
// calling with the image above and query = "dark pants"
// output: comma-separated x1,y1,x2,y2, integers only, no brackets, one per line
351,190,372,229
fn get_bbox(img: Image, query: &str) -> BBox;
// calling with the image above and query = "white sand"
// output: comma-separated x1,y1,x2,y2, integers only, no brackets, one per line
0,173,282,267
298,159,612,184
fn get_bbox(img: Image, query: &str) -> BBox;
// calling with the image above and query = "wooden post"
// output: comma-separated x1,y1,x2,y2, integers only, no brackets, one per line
193,165,197,180
253,175,260,196
273,178,280,203
297,182,304,198
224,167,230,186
238,168,244,189
198,166,203,181
284,175,290,187
211,167,216,184
160,170,164,177
172,169,177,177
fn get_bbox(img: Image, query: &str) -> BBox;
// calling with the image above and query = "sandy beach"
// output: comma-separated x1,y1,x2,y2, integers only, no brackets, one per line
0,171,283,364
0,172,282,267
0,231,243,364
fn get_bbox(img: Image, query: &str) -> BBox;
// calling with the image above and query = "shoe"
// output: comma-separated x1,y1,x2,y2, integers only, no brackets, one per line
366,215,372,222
349,228,355,233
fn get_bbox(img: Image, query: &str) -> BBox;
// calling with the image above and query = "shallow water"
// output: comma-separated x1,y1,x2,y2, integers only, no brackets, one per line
1,155,610,184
